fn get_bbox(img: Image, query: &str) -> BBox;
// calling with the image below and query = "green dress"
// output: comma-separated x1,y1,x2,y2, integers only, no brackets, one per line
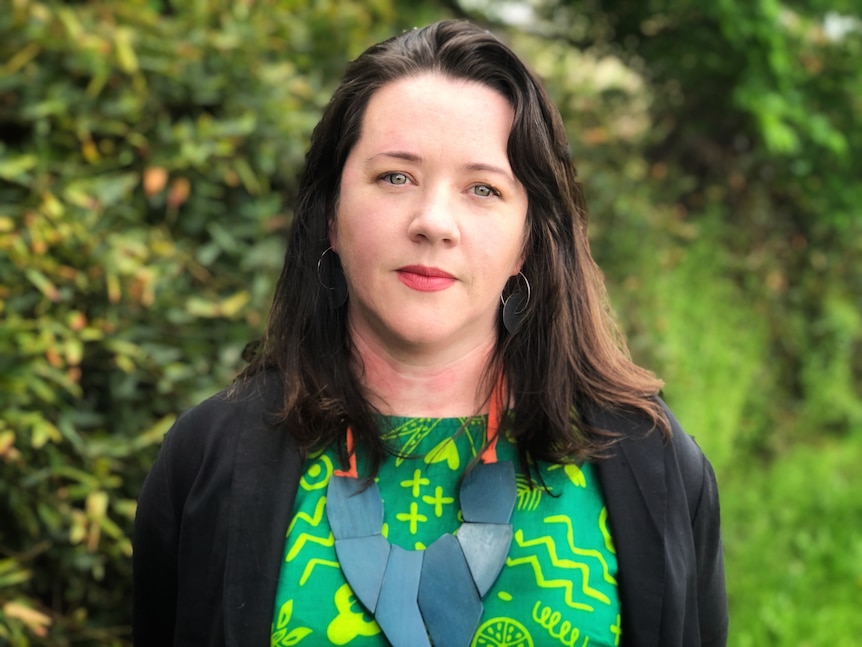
272,416,622,647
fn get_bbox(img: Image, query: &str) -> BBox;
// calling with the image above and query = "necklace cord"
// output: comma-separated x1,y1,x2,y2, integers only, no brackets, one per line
479,376,503,464
334,375,505,478
334,424,358,478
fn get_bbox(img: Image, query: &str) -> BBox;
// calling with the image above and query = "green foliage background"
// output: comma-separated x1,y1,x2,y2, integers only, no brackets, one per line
1,0,859,644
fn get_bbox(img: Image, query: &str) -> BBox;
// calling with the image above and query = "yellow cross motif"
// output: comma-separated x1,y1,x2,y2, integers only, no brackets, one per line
422,486,454,517
396,501,428,535
610,614,622,645
400,469,430,497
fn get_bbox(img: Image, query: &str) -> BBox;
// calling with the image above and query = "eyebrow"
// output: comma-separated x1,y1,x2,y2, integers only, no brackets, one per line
367,151,421,163
464,162,516,185
367,151,517,185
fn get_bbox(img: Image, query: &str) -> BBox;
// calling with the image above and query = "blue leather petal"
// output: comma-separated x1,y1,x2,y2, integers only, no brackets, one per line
326,475,384,539
334,534,390,613
375,546,431,647
418,534,483,647
459,461,516,524
326,460,517,644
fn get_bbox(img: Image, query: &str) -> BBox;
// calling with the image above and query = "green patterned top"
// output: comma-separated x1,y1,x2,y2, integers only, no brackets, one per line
272,416,621,647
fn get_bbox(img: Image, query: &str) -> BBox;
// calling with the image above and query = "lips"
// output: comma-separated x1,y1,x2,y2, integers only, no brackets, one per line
396,265,456,292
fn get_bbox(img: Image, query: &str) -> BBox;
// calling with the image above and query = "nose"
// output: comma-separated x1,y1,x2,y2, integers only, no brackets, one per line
407,186,460,245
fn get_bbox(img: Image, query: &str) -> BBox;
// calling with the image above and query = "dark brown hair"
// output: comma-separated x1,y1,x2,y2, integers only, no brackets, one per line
241,20,668,477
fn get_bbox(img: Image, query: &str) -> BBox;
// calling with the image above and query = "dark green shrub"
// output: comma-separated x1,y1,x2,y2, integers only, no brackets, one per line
0,1,408,643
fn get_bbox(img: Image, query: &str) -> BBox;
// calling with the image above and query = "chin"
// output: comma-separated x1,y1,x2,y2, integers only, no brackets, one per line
392,320,495,355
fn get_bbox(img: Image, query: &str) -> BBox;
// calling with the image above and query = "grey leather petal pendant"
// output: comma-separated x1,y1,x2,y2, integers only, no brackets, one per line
456,522,514,596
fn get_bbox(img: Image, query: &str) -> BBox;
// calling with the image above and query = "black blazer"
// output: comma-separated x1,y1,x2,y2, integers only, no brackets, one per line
133,372,727,646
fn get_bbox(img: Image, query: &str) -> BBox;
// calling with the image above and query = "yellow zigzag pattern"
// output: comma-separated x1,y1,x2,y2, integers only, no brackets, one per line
286,497,334,562
287,496,327,535
509,527,611,607
299,558,340,586
287,532,334,563
546,514,617,585
506,552,594,612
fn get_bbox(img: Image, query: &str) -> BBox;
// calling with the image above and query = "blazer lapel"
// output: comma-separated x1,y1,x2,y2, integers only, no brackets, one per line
594,410,667,646
223,374,303,647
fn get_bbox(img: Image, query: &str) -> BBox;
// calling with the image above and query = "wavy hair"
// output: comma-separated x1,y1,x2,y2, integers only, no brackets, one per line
241,20,668,477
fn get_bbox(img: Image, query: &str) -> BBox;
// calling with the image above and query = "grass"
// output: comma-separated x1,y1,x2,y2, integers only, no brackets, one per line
615,236,862,645
720,430,862,646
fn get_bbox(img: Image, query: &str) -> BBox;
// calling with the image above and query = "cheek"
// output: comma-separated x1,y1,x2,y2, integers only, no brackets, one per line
330,183,363,255
331,219,376,281
497,223,529,277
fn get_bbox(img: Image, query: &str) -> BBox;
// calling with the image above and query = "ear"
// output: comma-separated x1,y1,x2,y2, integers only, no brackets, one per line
515,253,526,276
513,242,528,276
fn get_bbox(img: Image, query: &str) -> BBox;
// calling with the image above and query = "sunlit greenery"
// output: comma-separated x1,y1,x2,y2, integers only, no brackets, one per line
2,1,859,644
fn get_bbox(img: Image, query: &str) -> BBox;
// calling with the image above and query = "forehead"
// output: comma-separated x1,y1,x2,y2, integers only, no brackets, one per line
366,72,512,115
354,73,515,156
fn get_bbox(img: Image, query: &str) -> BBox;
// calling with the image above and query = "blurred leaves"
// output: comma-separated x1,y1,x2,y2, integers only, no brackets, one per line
484,0,862,453
0,0,413,644
462,2,862,642
1,0,860,644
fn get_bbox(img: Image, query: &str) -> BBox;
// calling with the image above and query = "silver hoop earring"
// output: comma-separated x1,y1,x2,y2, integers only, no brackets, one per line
501,271,531,334
317,247,348,309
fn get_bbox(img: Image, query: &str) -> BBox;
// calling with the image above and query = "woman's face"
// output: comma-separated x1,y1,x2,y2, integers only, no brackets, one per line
331,73,529,362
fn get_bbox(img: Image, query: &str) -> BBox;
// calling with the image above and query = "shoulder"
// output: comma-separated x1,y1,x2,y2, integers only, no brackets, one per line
660,403,712,512
588,399,728,643
137,369,292,534
587,397,714,514
163,370,284,449
153,370,286,486
586,397,706,464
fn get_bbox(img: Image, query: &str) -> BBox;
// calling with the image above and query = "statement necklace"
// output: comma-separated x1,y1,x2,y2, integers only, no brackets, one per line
325,385,517,647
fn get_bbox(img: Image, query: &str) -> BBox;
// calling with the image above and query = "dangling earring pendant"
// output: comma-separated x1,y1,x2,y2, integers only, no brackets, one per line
317,247,348,309
501,271,531,334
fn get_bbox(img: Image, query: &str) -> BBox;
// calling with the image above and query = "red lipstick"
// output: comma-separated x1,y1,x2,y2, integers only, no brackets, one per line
396,265,456,292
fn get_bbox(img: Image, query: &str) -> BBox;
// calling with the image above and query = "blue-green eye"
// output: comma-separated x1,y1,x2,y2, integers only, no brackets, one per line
383,172,409,185
472,184,500,197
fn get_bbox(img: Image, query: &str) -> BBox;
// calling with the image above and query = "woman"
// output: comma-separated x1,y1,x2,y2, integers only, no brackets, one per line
133,20,727,647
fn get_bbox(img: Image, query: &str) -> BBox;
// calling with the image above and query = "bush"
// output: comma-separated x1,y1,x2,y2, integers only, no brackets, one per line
0,0,406,643
3,0,861,644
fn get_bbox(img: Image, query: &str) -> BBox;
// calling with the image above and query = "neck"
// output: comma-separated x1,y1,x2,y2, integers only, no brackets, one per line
349,326,499,418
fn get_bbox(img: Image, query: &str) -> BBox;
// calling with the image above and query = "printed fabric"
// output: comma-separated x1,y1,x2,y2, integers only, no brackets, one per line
271,416,621,647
